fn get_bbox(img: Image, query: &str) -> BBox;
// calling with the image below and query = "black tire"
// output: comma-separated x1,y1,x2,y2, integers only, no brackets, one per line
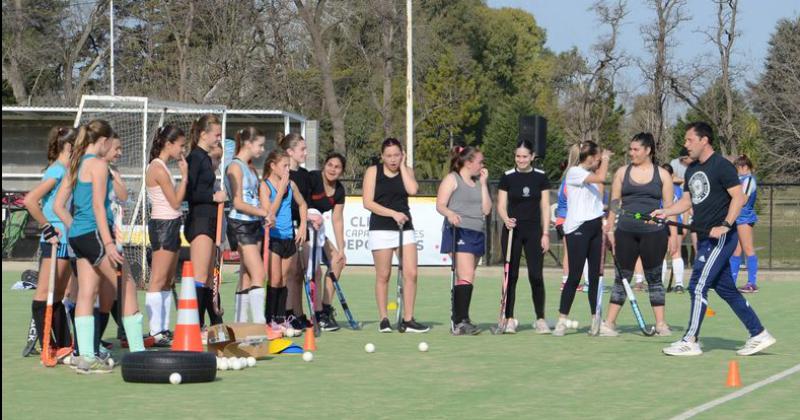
121,351,217,384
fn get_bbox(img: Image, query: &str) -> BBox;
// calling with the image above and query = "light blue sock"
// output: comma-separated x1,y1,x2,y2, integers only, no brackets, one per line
747,255,758,285
122,312,146,352
729,255,742,283
75,316,95,359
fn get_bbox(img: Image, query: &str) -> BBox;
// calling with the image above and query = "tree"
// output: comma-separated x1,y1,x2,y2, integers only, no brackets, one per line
750,16,800,182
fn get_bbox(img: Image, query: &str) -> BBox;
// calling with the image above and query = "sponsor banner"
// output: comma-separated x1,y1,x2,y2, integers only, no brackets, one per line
322,196,452,266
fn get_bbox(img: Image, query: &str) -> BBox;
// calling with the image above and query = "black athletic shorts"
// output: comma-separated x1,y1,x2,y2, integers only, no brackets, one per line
69,231,115,266
39,241,72,260
268,237,297,259
149,218,182,252
184,212,218,243
227,218,263,250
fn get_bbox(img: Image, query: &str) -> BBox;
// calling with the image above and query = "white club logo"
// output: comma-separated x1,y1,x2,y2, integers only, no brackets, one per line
522,186,530,197
688,171,710,204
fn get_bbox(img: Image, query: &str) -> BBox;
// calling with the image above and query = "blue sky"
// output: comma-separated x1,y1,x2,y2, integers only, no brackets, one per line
488,0,799,94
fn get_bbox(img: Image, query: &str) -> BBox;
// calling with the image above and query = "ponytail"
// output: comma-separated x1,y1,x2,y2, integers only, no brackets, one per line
277,132,304,151
449,145,480,173
631,132,657,165
69,120,113,189
149,125,185,163
734,154,754,170
189,114,222,150
46,126,78,164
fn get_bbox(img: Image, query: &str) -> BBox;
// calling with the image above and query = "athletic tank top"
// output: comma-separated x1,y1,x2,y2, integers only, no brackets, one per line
226,159,261,222
369,164,414,231
618,164,664,233
444,173,484,233
41,162,68,244
70,154,111,237
737,174,758,224
266,179,294,240
147,159,182,220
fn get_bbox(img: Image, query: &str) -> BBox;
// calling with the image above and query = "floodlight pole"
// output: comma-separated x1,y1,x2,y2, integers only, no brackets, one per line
405,0,413,168
109,0,115,96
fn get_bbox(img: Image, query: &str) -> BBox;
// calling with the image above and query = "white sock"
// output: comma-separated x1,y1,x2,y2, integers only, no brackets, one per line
161,291,173,332
145,292,161,336
248,287,266,324
672,258,685,286
235,292,250,323
634,273,644,284
561,275,567,284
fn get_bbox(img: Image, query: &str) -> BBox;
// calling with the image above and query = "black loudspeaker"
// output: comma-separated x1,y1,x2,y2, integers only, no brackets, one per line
518,115,547,159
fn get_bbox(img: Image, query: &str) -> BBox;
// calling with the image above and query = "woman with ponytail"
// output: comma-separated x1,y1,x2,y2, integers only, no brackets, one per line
436,145,492,335
185,115,226,327
23,126,78,357
53,120,146,374
143,125,188,345
731,155,759,293
496,140,552,334
225,127,270,325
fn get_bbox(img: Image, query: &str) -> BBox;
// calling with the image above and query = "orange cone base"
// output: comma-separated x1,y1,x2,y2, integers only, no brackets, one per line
172,324,204,352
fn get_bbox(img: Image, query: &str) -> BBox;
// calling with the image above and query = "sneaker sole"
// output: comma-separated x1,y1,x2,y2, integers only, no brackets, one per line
737,336,776,356
379,328,392,333
662,348,702,356
321,327,341,332
403,328,430,333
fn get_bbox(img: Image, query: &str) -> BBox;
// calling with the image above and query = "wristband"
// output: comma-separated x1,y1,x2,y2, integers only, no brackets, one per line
41,224,58,241
720,221,732,229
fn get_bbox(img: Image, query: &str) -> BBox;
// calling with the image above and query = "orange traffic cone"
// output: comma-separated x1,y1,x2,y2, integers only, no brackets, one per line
726,360,742,387
172,262,204,352
706,307,716,317
303,327,317,351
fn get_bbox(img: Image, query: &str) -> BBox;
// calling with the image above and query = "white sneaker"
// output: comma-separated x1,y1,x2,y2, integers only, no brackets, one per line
533,319,551,334
737,330,776,356
503,318,518,334
552,319,568,337
655,323,672,337
599,321,619,337
662,339,702,356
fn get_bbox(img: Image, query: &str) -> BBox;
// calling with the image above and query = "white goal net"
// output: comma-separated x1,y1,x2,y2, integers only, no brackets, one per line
74,95,227,287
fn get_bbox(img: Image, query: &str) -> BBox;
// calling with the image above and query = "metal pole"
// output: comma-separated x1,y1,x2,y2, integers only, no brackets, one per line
109,0,115,96
405,0,413,167
768,186,774,269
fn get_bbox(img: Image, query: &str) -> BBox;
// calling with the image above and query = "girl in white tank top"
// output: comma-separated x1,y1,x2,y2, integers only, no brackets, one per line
143,126,188,342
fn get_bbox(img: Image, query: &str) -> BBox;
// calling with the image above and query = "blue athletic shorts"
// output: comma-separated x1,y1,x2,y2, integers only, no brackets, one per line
441,226,485,257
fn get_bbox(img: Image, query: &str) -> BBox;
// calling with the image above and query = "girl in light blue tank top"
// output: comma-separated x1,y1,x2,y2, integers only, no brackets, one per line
261,150,308,328
225,128,270,324
58,120,147,367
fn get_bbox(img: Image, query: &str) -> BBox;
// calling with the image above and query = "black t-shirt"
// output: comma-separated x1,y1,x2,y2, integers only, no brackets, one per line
185,147,216,217
289,166,312,223
309,170,345,214
498,167,551,223
685,152,740,238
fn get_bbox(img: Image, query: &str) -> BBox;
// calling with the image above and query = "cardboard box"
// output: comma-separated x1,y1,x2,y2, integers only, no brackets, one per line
207,323,270,359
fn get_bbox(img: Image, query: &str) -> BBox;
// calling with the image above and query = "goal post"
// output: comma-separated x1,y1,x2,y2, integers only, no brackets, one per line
73,95,227,287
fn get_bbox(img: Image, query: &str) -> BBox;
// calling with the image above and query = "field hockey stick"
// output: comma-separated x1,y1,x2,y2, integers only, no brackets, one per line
329,271,362,330
311,227,321,337
609,250,656,336
590,236,608,336
40,242,59,367
449,225,457,333
23,317,38,357
490,228,514,335
395,223,405,326
211,203,225,317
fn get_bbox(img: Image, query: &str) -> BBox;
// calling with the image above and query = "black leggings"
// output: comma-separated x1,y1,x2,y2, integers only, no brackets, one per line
611,229,668,307
560,217,603,315
501,224,545,319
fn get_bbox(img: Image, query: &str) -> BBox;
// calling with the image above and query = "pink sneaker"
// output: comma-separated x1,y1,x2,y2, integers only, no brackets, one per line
738,283,759,293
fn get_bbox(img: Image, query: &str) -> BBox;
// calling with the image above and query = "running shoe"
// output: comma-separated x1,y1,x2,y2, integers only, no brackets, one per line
378,318,392,333
738,283,759,293
662,339,702,356
399,318,430,333
75,356,113,374
736,330,776,356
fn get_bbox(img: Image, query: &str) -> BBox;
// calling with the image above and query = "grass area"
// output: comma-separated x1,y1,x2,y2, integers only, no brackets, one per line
3,266,798,419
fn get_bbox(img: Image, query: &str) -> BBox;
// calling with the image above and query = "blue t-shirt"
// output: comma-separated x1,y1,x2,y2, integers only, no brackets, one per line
266,179,294,240
555,179,568,219
674,184,684,224
41,162,68,244
736,174,758,224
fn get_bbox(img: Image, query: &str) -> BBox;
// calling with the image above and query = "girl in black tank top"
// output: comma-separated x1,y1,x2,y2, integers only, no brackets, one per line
603,133,678,337
362,138,428,333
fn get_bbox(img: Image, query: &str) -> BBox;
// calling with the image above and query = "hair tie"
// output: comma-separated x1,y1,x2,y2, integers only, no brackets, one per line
456,146,464,154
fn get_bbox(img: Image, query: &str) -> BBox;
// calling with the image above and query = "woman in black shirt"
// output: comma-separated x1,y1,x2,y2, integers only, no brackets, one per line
363,138,429,333
307,153,348,331
185,114,226,326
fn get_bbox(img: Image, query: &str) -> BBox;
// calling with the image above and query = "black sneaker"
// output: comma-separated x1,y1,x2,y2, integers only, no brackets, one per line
379,318,393,333
290,316,306,331
322,306,340,332
398,318,430,333
296,314,313,329
674,285,685,294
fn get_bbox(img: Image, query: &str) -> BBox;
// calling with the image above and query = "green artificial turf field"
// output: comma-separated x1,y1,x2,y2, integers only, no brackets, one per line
3,266,798,419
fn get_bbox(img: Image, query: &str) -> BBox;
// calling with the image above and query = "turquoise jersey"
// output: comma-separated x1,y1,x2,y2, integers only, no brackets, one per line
266,179,294,240
40,162,68,244
69,155,112,238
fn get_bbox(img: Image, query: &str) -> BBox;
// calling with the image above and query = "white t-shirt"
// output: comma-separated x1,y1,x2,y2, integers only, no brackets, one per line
564,166,604,234
670,157,687,181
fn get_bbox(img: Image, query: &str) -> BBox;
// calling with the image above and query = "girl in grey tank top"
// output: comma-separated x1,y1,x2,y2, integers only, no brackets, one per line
435,146,491,335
